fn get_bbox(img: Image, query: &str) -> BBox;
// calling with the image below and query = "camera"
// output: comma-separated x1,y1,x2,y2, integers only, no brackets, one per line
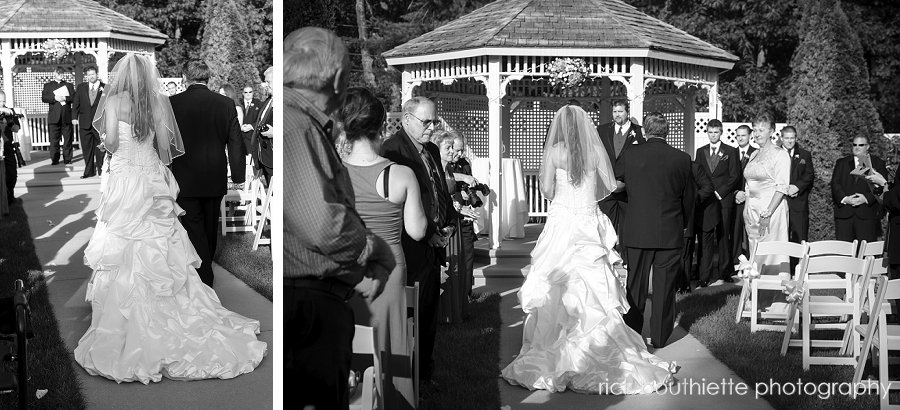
0,108,24,121
11,142,25,167
456,181,490,208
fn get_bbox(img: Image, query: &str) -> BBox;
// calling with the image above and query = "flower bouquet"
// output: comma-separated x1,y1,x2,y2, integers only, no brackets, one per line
545,57,591,89
41,39,72,59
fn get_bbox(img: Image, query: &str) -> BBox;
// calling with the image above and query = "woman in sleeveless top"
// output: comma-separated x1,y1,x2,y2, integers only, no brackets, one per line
337,88,427,409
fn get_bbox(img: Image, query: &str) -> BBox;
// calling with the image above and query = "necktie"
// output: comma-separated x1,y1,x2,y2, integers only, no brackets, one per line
614,126,625,157
89,84,97,104
420,148,446,225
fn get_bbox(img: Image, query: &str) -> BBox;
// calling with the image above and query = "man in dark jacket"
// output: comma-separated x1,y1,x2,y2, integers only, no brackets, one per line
42,67,75,165
831,135,887,242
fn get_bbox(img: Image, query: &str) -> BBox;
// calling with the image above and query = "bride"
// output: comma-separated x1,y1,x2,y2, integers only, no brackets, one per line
500,105,675,394
74,54,267,384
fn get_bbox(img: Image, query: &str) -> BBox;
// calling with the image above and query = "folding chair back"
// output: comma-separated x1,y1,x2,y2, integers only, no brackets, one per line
405,282,420,409
349,325,378,410
857,240,885,259
852,278,900,408
737,241,808,332
807,240,858,257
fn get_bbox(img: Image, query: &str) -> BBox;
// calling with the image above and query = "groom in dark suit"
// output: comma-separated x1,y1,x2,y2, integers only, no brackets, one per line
616,112,694,348
170,61,246,287
72,66,105,178
597,99,644,263
41,66,75,165
381,96,457,385
695,119,740,287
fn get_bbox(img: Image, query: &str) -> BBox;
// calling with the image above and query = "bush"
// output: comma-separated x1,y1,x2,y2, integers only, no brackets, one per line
787,0,889,241
201,0,261,92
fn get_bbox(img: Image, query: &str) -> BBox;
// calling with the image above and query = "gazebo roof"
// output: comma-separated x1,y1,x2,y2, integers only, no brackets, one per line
384,0,738,66
0,0,166,44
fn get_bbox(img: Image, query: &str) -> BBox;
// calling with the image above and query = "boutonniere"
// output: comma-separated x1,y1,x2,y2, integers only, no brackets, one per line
719,152,728,161
632,139,639,145
98,86,104,93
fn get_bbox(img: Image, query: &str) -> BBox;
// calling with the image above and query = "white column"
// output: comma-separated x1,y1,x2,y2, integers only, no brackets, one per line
709,71,720,120
1,39,15,106
401,70,414,104
97,39,109,82
486,56,503,249
628,58,645,124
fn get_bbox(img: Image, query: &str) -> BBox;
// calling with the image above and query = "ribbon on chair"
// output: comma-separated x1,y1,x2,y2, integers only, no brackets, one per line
781,278,805,303
734,254,760,281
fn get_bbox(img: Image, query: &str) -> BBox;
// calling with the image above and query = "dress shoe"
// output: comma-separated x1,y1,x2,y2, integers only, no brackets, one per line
80,174,95,179
51,161,59,165
709,279,726,287
64,161,72,165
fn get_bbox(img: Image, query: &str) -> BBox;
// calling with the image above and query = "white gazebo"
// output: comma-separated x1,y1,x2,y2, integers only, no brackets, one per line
0,0,165,145
384,0,738,248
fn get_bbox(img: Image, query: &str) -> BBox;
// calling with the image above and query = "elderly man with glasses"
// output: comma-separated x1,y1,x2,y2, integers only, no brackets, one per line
830,134,888,242
381,96,458,389
239,86,262,155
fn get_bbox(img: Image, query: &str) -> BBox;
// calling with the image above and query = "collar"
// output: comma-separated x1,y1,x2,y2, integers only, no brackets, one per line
616,121,631,134
285,86,332,135
739,145,749,153
710,142,721,151
244,99,253,105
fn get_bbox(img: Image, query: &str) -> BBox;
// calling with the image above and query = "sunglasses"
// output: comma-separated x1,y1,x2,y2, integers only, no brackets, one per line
407,112,441,128
852,144,868,147
243,91,254,94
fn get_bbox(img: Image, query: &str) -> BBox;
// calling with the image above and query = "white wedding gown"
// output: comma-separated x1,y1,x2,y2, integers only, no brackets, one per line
500,169,676,394
74,121,267,384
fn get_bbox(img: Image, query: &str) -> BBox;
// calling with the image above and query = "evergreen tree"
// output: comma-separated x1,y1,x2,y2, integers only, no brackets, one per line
199,0,261,91
787,0,888,241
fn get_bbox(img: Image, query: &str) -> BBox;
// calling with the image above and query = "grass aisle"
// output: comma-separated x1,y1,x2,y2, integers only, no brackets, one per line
423,292,502,409
676,286,879,409
214,232,272,301
0,203,86,409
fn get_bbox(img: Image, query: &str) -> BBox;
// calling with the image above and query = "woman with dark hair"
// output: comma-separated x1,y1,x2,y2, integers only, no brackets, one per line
218,83,245,126
338,87,426,409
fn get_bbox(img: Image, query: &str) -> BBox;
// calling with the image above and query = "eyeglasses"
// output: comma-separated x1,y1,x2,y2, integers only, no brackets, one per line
407,112,440,128
852,144,868,147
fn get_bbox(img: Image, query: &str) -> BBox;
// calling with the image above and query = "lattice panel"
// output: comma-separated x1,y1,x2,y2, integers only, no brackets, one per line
645,58,715,83
13,67,76,114
645,95,685,151
693,113,785,150
430,95,490,159
386,113,402,136
508,100,602,171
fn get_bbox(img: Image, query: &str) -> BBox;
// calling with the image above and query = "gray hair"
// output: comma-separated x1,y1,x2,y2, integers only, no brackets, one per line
284,27,348,91
402,96,434,115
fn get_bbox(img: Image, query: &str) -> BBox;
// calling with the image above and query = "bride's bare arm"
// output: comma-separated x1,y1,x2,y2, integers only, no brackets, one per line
103,96,119,153
539,150,556,199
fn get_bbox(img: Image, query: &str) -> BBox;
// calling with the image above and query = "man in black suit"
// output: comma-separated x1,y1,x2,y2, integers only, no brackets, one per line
41,66,75,165
831,135,887,242
616,112,694,348
239,85,262,155
880,164,900,279
381,96,457,385
251,67,273,184
71,66,105,178
732,125,757,263
781,126,815,244
694,119,740,287
597,99,644,263
678,162,714,293
170,61,246,287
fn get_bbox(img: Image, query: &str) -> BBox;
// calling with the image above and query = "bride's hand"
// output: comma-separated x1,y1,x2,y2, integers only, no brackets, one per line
759,214,770,237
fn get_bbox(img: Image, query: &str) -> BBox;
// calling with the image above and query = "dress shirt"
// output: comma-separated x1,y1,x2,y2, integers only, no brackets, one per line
615,122,632,137
739,146,750,161
709,142,721,156
284,86,370,283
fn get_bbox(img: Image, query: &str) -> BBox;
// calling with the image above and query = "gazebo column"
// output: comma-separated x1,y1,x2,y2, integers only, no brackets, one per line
400,71,422,104
628,58,645,124
500,97,511,158
485,56,503,249
683,88,697,154
97,40,109,82
708,72,721,120
1,40,15,105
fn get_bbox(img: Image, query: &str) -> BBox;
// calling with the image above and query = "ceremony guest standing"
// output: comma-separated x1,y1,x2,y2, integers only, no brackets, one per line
616,112,694,348
381,96,457,387
340,88,426,409
251,67,274,184
781,126,815,245
831,135,887,242
42,66,75,165
284,28,395,410
678,162,714,293
240,85,262,155
169,62,246,287
597,99,644,263
218,83,245,125
0,93,23,205
875,166,900,278
72,66,105,178
695,119,740,287
166,81,179,96
732,125,757,261
739,113,791,274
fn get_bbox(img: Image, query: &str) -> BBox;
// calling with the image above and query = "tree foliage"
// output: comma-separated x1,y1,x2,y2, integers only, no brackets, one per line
200,0,261,91
788,0,887,241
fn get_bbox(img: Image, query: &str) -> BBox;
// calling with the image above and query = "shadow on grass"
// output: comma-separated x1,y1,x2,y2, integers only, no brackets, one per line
214,232,272,301
0,203,86,409
675,285,881,410
423,292,502,409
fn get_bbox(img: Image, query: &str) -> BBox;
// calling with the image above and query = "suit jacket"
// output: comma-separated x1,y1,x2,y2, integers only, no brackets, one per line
786,144,815,214
241,98,262,126
615,138,695,249
250,97,273,169
736,146,758,191
695,143,741,231
597,121,644,204
831,154,887,220
71,81,104,130
686,162,715,238
42,80,75,124
169,84,245,197
883,164,900,263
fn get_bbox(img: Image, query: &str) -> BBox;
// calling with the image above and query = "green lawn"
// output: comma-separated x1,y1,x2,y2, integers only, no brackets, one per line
0,203,86,409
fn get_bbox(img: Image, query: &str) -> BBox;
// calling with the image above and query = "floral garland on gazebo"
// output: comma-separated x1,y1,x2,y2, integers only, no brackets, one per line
40,39,72,59
545,57,592,89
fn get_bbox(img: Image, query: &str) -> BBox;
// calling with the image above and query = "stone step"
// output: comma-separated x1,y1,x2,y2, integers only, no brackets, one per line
473,261,530,279
474,246,532,265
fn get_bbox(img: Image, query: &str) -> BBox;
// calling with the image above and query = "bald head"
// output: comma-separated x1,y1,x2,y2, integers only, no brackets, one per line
284,27,348,92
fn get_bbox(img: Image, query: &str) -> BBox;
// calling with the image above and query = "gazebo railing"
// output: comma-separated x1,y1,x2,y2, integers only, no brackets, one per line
27,113,49,149
524,171,549,220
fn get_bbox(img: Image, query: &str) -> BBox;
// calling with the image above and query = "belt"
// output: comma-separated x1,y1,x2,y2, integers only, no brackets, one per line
287,277,355,301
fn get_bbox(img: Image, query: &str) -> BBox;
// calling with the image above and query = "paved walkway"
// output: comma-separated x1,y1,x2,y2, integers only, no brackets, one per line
474,225,775,409
15,150,272,409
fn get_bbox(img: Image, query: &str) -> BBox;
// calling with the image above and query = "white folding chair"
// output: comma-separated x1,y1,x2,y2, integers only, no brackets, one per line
252,175,274,250
858,240,886,259
791,255,871,369
843,257,890,356
735,240,808,332
405,282,420,409
852,277,900,409
349,325,378,410
808,240,859,258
